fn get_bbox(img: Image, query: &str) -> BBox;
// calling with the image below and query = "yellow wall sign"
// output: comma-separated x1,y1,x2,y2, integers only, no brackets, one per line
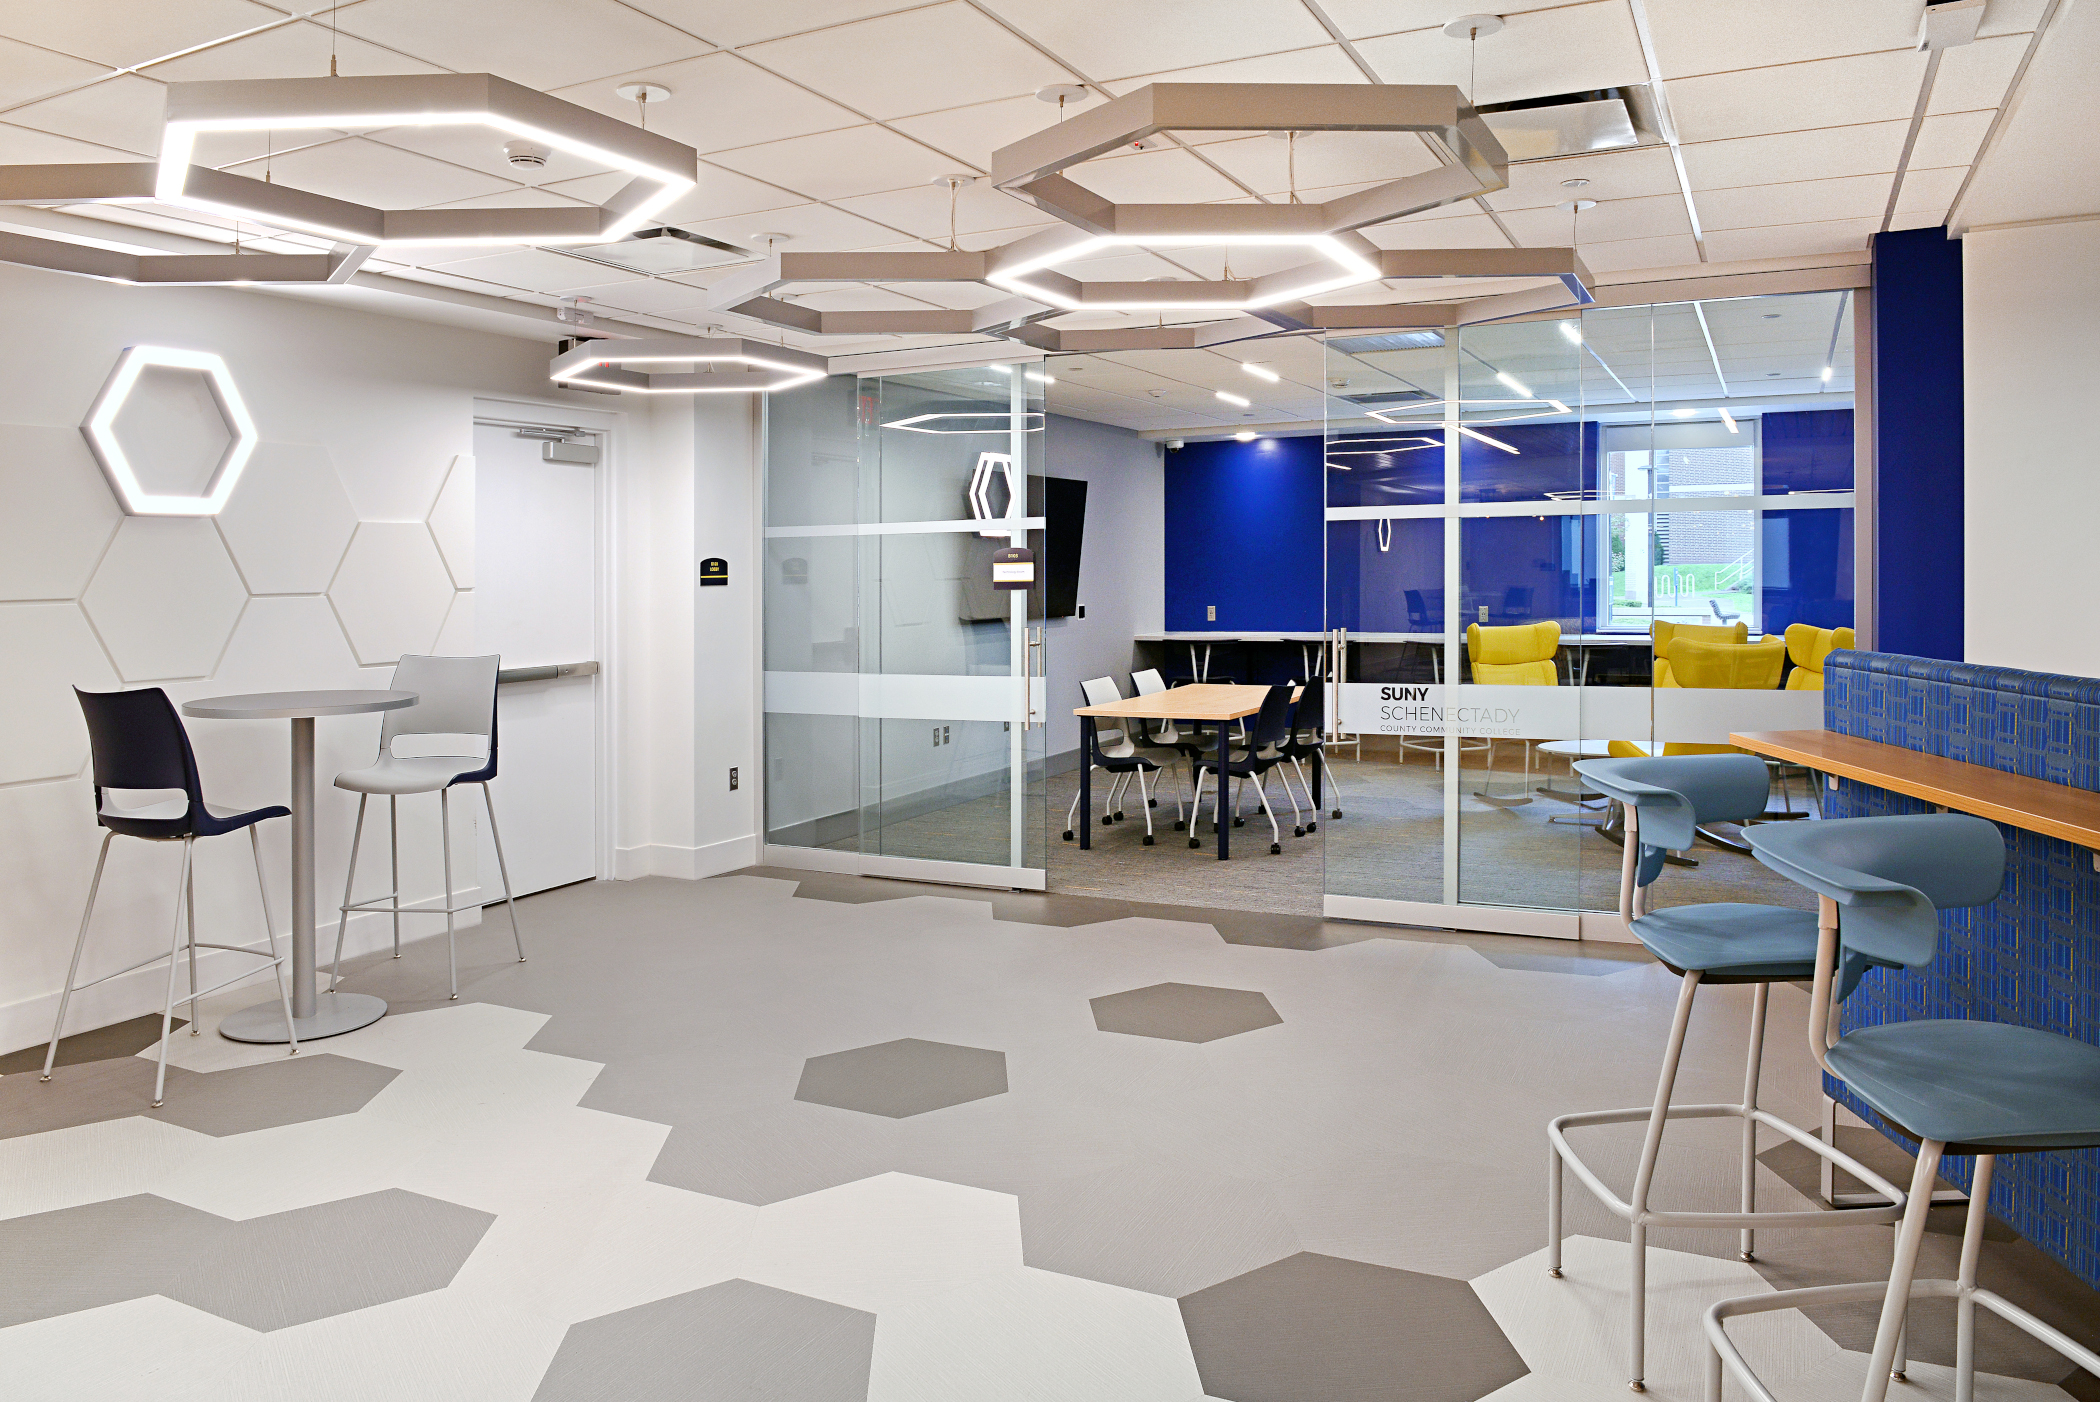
700,556,729,587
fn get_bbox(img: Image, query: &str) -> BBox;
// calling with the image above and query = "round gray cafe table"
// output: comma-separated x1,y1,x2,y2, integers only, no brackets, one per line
182,690,417,1042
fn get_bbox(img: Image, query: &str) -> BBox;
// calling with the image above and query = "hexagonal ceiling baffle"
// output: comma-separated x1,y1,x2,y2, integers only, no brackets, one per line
214,443,358,595
328,523,456,667
0,426,121,602
81,519,248,682
80,346,257,516
0,603,119,784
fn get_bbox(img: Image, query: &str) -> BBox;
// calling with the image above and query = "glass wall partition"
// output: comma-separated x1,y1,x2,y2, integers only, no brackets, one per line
1323,288,1856,935
762,363,1049,888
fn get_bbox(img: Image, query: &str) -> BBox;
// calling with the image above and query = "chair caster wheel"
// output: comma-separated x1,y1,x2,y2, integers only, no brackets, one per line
1629,1382,1645,1393
1113,810,1125,821
1293,826,1305,837
1270,842,1282,854
1148,798,1157,807
1189,839,1201,849
1143,835,1155,846
1739,1251,1756,1262
1062,830,1074,841
1232,817,1244,828
1891,1372,1907,1384
1103,813,1115,824
1306,822,1317,833
1173,820,1186,831
1331,808,1342,818
1546,1267,1562,1279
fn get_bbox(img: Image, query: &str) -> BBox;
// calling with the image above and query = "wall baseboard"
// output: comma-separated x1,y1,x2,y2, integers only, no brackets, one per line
614,835,758,881
0,896,483,1060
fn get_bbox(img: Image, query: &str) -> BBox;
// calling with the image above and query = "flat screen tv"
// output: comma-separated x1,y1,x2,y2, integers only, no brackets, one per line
958,474,1086,621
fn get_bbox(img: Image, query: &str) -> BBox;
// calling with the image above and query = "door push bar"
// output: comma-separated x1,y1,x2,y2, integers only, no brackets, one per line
496,661,600,684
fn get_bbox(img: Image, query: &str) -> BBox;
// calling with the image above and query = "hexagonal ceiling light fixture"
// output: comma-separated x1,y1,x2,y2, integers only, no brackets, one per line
547,335,827,394
702,249,1054,338
983,83,1510,312
155,74,698,248
80,346,258,516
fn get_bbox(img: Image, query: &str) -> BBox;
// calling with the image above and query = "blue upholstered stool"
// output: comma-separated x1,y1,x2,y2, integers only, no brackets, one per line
1706,814,2100,1402
1550,754,1910,1392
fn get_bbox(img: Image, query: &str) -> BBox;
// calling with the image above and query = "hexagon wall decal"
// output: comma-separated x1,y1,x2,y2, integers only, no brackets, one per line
80,346,257,516
0,602,119,784
0,426,121,601
328,522,456,666
214,443,358,594
81,519,247,681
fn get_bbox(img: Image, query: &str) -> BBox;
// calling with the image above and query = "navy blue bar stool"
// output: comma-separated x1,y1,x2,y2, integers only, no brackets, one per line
42,687,299,1106
1707,814,2100,1402
1551,753,1911,1392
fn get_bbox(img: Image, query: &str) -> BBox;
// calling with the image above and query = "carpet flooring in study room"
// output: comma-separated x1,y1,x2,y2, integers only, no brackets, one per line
2,872,2095,1401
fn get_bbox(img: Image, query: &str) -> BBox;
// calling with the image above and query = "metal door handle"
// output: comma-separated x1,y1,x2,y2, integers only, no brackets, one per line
497,661,599,684
1024,627,1044,729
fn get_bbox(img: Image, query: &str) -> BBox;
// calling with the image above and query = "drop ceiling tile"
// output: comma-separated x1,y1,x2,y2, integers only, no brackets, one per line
831,181,1051,241
425,247,646,294
1567,231,1703,273
1927,32,2029,115
1669,49,1930,144
334,0,712,91
0,120,136,163
3,73,167,156
375,265,531,299
889,93,1074,171
422,187,595,210
188,130,347,171
1697,172,1895,231
0,37,110,111
140,18,446,82
1357,2,1649,105
650,163,807,223
1501,191,1689,244
0,0,283,71
615,0,925,47
1100,44,1368,96
791,285,932,312
673,201,905,251
1979,0,2050,37
1200,131,1444,198
1497,145,1683,210
1681,121,1911,190
1314,0,1567,41
1358,211,1510,249
558,276,717,315
878,280,1021,310
548,52,862,156
1641,0,1915,79
364,124,617,188
1892,164,1966,214
1884,208,1947,232
742,2,1075,120
708,125,969,202
975,0,1332,82
1702,217,1879,262
1060,147,1245,203
223,136,515,211
1909,108,1996,170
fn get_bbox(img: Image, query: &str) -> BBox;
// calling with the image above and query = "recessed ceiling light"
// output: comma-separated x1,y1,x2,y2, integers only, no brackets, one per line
1241,362,1281,382
1025,370,1054,385
1821,365,1834,381
1216,390,1251,407
1672,408,1695,418
1559,321,1582,344
1234,431,1258,442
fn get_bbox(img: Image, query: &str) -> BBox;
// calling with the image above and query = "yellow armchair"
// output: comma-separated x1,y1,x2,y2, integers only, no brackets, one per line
1466,620,1561,685
1610,635,1785,760
1782,623,1856,690
1651,619,1747,688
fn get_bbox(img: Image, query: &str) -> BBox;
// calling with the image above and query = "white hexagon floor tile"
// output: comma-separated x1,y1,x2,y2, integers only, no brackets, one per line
0,426,120,602
214,443,358,595
425,454,473,589
328,522,455,667
0,602,119,783
80,519,247,681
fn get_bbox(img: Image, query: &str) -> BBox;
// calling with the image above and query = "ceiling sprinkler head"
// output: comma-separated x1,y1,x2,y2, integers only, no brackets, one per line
1560,177,1591,189
504,140,552,170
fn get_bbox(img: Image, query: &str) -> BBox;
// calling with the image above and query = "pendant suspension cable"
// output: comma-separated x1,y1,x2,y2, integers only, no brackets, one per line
329,3,339,77
1469,28,1478,100
1288,130,1298,204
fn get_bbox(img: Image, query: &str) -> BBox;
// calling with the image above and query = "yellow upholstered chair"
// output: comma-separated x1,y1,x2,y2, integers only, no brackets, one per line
1782,623,1856,690
1651,619,1748,688
1466,621,1560,801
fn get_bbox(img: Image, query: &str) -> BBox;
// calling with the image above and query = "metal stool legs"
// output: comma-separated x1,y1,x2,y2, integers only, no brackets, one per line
483,783,527,966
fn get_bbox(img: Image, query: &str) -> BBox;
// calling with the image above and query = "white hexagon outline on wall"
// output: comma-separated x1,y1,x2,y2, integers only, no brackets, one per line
80,345,258,517
81,518,251,682
327,521,457,667
425,454,473,590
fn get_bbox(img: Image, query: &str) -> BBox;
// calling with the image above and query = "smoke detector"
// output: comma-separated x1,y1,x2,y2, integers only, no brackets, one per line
504,140,552,170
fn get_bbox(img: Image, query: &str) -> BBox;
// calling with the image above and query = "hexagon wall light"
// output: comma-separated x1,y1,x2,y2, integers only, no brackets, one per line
80,346,258,516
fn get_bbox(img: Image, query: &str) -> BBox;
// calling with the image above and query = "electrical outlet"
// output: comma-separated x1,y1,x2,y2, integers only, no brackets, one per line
942,725,951,745
933,727,941,748
1077,604,1086,618
1478,604,1488,623
1207,605,1217,621
728,767,738,791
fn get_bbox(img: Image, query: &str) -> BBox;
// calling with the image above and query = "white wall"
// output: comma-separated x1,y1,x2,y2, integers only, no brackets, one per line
1963,219,2100,677
0,261,617,1053
1042,412,1166,759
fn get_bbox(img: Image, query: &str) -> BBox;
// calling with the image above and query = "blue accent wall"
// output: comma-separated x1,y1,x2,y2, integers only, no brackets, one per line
1826,651,2100,1289
1872,228,1965,661
1164,435,1324,630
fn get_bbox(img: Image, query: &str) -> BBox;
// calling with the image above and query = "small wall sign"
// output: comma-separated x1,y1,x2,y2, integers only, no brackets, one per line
699,556,730,586
992,545,1034,590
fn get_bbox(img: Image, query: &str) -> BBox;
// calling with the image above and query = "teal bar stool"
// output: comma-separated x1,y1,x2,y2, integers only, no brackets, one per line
1707,813,2100,1402
1551,754,1911,1392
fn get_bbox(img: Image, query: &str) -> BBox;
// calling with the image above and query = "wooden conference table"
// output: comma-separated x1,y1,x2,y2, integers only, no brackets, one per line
1075,683,1308,860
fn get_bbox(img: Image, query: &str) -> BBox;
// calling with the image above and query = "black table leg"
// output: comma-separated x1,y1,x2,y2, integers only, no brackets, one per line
1079,717,1093,850
1216,718,1231,860
1311,749,1323,809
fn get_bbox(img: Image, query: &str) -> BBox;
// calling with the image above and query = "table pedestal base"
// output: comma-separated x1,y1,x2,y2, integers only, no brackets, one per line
220,992,387,1043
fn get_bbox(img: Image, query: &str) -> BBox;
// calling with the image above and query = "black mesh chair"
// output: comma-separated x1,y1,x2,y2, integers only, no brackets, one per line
1278,679,1339,831
43,687,299,1106
1188,684,1297,854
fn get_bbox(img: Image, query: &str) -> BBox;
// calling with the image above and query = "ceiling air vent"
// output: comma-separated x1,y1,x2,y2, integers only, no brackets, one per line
1340,389,1439,409
564,226,752,276
1328,330,1446,354
1477,87,1655,161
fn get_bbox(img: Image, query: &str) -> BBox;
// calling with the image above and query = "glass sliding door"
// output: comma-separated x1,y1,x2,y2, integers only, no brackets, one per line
762,363,1048,888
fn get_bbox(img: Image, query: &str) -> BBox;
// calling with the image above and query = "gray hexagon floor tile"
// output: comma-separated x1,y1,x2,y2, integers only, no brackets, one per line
648,1102,905,1206
794,1037,1008,1118
1090,982,1283,1043
1179,1252,1529,1402
532,1279,875,1402
0,1189,492,1331
1018,1159,1301,1298
0,1052,398,1139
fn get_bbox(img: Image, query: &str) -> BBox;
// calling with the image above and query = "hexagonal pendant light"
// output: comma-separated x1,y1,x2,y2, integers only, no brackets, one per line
155,74,698,247
80,346,258,516
547,336,827,394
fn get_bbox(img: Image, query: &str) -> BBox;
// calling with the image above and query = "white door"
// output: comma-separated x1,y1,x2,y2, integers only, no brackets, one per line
472,419,600,897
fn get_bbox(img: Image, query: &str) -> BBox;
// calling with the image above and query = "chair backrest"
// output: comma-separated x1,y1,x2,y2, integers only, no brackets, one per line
1467,620,1560,685
1748,814,2005,968
381,655,500,755
1405,590,1430,630
1664,635,1784,690
1783,623,1856,690
1289,678,1325,739
1249,684,1295,750
1080,675,1125,748
1574,752,1772,892
1653,620,1747,652
76,686,202,807
1132,669,1166,696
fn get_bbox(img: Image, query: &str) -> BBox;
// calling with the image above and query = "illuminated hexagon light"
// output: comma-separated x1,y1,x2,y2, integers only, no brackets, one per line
966,451,1020,539
80,346,257,516
548,336,826,394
